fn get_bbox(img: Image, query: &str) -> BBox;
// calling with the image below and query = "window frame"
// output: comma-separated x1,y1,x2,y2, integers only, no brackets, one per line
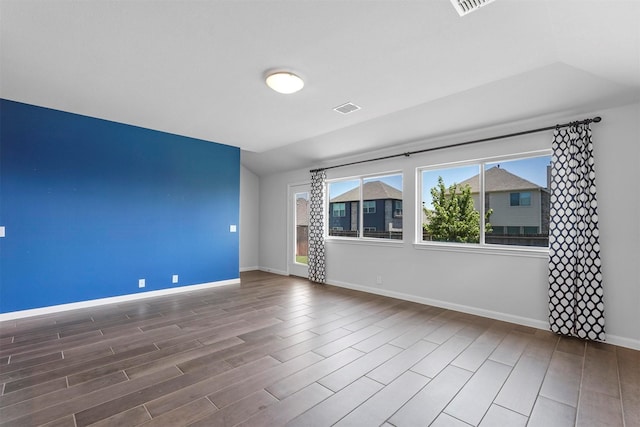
415,150,551,256
326,171,404,243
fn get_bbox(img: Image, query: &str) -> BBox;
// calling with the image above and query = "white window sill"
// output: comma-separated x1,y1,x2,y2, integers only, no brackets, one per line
325,237,405,248
413,242,549,258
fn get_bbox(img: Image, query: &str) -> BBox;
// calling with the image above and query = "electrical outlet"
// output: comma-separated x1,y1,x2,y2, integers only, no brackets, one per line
230,224,237,232
376,275,383,285
172,275,179,284
138,279,145,288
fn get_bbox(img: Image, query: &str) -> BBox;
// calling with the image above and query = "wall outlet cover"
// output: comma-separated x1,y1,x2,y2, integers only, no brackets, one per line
138,279,145,288
172,275,179,283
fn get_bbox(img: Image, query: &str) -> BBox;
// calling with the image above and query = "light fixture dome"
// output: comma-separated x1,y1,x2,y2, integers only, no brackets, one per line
265,71,304,94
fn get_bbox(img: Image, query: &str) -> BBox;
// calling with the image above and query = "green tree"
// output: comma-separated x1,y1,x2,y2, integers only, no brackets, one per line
423,176,492,243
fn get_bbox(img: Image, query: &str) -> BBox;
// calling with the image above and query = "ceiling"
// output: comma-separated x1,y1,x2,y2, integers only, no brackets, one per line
2,0,639,176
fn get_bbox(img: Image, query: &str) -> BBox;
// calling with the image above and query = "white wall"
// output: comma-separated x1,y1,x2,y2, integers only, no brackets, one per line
258,103,640,349
240,165,260,271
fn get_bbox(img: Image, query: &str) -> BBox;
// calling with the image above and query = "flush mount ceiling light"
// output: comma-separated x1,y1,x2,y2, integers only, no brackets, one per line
265,71,304,94
450,0,496,16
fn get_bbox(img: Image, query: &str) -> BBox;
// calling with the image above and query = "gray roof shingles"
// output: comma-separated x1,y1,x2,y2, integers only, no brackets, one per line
457,166,545,193
330,181,402,202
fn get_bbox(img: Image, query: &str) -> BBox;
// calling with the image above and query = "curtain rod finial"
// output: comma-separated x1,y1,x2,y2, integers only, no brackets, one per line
593,116,602,123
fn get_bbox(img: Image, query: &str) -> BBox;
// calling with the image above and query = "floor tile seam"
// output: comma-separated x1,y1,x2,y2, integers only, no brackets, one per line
0,351,66,375
440,410,475,426
574,339,588,422
488,401,532,421
274,382,334,426
439,359,514,426
59,344,180,387
142,393,217,424
326,376,395,426
492,339,558,419
615,347,631,425
71,366,215,426
486,334,534,368
208,352,325,405
380,370,443,426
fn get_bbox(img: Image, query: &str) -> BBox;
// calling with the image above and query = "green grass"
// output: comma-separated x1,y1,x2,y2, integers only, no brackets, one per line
296,256,308,265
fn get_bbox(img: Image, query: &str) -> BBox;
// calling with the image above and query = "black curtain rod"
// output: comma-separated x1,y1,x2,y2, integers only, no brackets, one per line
310,116,602,173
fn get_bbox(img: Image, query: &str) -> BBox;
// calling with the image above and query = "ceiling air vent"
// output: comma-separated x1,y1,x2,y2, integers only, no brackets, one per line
334,102,361,115
450,0,496,16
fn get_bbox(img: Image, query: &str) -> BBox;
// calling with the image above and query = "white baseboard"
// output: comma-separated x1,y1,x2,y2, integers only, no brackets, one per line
0,278,240,322
606,334,640,351
240,266,259,272
326,279,640,351
259,266,289,276
326,279,548,330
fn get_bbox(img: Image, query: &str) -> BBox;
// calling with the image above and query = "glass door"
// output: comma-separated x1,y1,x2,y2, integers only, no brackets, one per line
289,183,310,278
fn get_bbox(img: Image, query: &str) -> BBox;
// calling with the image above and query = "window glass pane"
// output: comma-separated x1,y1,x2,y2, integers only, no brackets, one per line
363,174,403,239
332,203,346,217
507,226,520,235
363,201,376,214
294,192,309,265
393,200,403,218
421,165,481,243
328,179,360,237
484,156,551,247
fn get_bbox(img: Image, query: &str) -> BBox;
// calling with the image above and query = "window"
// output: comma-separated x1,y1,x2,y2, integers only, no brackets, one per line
420,153,551,248
510,192,531,206
332,202,346,217
393,200,403,218
363,201,376,214
328,173,403,239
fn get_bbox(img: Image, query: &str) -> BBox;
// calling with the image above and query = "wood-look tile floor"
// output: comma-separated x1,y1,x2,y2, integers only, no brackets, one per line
0,271,638,426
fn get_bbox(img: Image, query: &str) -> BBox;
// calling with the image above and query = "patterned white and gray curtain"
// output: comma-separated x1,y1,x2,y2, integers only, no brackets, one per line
548,123,604,341
308,170,326,284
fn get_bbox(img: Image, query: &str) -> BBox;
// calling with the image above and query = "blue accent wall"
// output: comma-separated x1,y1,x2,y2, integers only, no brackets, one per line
0,100,240,313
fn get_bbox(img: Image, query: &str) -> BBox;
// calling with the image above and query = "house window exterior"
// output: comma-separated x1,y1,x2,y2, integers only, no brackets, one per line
363,201,376,214
393,200,403,218
332,202,346,217
510,192,531,206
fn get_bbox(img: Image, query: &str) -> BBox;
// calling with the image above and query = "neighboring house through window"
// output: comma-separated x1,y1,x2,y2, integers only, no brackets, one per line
328,174,403,240
421,154,551,248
